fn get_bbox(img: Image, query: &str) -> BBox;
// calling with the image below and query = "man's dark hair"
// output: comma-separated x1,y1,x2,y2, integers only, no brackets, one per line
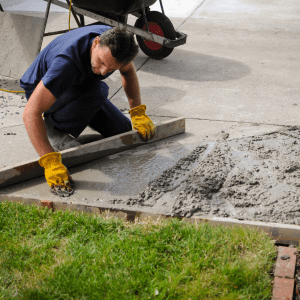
99,27,139,65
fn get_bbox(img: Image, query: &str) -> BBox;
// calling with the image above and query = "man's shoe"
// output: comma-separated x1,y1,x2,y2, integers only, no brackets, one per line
44,116,81,151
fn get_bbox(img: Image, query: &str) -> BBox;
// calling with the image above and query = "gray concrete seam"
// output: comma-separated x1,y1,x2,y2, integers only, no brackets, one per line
175,0,208,30
145,114,300,129
109,57,150,101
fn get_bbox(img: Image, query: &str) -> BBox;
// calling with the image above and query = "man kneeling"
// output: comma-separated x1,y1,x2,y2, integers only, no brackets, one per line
21,26,156,196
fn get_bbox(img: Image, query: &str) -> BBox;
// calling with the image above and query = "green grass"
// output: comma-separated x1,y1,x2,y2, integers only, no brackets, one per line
0,201,276,300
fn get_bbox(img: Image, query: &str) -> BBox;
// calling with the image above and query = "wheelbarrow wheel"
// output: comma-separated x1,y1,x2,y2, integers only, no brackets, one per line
134,11,176,59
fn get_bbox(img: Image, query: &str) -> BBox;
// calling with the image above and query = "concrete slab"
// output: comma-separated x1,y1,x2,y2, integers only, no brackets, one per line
0,12,45,78
124,17,299,126
194,0,300,22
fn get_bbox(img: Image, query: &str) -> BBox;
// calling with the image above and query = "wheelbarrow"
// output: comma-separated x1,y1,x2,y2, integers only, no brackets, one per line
42,0,187,59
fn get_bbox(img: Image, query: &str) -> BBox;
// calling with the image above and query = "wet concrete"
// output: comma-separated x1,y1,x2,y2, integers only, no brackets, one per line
113,128,300,225
2,127,300,226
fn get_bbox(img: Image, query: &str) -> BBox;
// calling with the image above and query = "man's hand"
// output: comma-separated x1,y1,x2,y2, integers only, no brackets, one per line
39,152,74,197
129,105,156,141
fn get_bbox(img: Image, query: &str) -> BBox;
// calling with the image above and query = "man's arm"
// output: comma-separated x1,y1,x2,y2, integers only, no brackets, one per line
120,62,156,141
23,80,57,157
119,62,141,109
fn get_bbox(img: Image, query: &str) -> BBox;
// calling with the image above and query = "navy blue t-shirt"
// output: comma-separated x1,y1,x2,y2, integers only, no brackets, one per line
20,25,114,99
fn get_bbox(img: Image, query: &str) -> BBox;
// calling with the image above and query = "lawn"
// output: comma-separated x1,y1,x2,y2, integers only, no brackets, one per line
0,201,276,299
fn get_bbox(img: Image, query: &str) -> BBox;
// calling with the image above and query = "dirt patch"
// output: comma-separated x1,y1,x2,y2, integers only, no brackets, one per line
111,128,300,225
294,250,300,299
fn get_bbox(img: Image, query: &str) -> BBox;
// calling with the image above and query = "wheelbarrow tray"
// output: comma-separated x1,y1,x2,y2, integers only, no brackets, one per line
72,0,157,16
43,0,187,49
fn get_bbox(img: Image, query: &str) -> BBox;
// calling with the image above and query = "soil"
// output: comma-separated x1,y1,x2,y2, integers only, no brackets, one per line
111,127,300,225
294,250,300,299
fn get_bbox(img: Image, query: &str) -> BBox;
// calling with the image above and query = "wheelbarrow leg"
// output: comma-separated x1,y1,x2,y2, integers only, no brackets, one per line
158,0,165,15
79,14,85,26
140,0,149,32
37,0,52,55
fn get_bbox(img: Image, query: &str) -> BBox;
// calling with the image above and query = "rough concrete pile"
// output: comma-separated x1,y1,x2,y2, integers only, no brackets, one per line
112,128,300,225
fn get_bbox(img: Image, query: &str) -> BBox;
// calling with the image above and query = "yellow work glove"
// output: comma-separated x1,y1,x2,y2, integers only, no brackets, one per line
129,104,156,141
39,152,74,197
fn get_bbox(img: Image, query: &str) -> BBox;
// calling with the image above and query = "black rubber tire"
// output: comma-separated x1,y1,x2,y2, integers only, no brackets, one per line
134,11,176,59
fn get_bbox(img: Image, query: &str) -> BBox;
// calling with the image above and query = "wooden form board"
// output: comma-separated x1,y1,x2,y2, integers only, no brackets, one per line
0,118,185,189
0,195,299,245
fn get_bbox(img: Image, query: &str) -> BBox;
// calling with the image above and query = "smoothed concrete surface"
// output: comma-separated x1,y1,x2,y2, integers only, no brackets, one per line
0,118,185,189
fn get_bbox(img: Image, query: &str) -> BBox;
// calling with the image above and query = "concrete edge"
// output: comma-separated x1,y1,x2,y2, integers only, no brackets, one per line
0,195,299,245
272,246,297,300
0,117,185,189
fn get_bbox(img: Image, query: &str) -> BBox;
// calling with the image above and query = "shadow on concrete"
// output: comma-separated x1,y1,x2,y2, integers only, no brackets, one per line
140,49,251,82
0,78,24,90
76,133,103,144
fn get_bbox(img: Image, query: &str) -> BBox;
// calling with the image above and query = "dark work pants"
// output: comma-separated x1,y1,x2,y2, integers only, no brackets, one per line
25,79,132,139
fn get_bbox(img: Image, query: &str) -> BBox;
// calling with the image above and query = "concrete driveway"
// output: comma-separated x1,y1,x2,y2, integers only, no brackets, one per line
0,0,299,211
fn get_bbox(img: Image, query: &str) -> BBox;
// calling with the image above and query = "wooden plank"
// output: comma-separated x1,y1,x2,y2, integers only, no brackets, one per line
183,216,300,246
0,118,185,189
1,195,299,245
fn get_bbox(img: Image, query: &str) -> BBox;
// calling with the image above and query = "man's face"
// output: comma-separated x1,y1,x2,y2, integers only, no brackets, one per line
90,39,123,76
